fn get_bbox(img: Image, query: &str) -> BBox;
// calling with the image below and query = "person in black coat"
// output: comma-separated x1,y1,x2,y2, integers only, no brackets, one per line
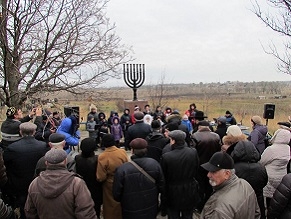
113,138,164,219
146,121,169,163
75,138,103,219
214,116,228,141
267,173,291,219
124,112,152,150
230,140,268,219
161,130,200,218
3,122,47,218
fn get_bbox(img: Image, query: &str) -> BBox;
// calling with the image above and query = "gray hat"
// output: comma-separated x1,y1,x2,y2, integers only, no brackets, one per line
168,130,186,144
49,133,66,143
217,116,227,124
45,149,67,164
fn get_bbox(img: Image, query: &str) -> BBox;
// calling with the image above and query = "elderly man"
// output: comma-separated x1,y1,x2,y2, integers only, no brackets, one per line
190,120,221,211
34,133,76,177
3,122,47,218
161,130,200,219
200,151,261,219
25,149,97,219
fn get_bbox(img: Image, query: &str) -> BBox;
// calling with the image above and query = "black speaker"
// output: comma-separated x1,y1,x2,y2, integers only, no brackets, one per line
64,106,80,124
263,104,275,119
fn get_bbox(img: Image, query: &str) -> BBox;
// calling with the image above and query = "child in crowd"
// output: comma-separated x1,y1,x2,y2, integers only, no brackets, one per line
110,117,123,147
181,114,193,133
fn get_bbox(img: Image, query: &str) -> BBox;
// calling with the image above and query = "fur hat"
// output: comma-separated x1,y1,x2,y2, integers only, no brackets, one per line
226,125,243,137
168,130,186,144
130,138,147,149
49,133,66,143
201,151,234,172
251,115,262,125
102,134,115,147
134,111,144,121
45,149,67,164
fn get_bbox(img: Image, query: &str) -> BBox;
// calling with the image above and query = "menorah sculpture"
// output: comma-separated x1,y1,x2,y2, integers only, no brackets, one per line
123,64,145,101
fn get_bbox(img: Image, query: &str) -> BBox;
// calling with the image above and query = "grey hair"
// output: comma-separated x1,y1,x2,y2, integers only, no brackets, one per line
222,168,236,175
19,122,37,136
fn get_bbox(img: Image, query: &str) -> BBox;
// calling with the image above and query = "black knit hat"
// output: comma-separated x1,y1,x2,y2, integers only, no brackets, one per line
102,134,115,147
80,138,96,154
151,120,161,130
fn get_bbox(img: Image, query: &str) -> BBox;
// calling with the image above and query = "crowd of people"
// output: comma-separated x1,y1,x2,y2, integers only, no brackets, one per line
0,103,290,219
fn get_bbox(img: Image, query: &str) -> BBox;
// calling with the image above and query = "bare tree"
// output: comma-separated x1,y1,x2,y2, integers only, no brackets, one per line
147,72,170,110
0,0,131,107
252,0,291,75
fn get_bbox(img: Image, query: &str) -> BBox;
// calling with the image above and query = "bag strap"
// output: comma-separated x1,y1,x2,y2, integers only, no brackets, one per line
129,160,156,184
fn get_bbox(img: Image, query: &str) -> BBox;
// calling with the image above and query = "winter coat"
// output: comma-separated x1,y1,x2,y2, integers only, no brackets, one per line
231,140,268,219
181,119,193,133
161,143,200,210
191,128,221,165
125,121,152,149
215,123,228,140
3,136,47,195
86,120,97,139
111,117,123,141
146,132,169,163
25,165,97,219
267,173,291,219
249,124,268,154
75,154,103,216
113,155,164,219
0,115,32,150
201,174,260,219
57,117,80,149
96,146,128,219
260,128,291,198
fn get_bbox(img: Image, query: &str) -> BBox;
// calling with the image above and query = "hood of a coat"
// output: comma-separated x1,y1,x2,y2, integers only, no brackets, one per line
37,166,76,199
222,134,247,146
231,140,260,163
58,117,72,133
271,128,291,145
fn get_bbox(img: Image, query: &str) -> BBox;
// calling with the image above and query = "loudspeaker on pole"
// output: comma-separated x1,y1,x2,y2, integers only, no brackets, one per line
263,103,275,119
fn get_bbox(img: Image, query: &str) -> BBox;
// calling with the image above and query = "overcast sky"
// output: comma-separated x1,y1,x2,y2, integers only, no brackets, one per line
105,0,291,87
